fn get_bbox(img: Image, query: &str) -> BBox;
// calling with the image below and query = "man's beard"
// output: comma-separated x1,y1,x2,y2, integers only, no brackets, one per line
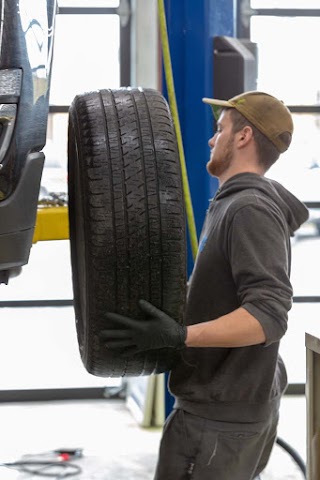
207,136,234,178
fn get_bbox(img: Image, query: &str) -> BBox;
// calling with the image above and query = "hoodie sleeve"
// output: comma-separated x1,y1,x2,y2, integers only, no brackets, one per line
227,199,293,346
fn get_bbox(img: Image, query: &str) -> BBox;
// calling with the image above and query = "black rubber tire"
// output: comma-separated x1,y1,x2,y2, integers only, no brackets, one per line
68,88,187,377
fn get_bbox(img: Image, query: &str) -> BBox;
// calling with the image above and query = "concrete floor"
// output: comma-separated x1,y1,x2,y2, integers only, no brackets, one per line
0,397,306,479
0,399,160,479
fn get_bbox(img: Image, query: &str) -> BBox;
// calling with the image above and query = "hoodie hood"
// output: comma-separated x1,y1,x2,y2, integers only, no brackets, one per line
215,172,309,235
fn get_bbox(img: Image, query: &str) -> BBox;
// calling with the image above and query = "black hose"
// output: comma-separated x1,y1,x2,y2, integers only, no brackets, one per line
276,436,306,478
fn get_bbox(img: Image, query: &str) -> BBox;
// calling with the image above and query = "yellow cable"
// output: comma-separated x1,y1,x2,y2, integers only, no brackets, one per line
157,0,198,261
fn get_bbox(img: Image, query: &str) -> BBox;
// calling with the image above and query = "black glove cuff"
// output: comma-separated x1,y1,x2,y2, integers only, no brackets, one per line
177,325,187,350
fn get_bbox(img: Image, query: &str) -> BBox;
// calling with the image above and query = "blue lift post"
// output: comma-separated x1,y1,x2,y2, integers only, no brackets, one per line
162,0,236,418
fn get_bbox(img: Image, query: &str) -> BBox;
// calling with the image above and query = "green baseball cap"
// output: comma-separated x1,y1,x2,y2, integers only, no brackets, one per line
202,91,293,153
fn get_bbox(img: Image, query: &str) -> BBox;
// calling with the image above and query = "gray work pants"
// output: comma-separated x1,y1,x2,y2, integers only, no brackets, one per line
153,408,279,480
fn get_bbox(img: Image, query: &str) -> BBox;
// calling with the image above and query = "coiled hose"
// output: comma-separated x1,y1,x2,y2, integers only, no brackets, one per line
276,437,306,478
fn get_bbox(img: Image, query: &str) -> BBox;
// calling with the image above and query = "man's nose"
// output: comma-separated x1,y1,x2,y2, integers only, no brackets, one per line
208,136,215,148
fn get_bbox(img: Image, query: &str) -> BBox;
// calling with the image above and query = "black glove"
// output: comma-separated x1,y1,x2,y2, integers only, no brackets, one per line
100,299,187,355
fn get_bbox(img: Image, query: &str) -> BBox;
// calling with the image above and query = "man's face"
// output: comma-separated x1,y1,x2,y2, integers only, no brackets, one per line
206,109,235,178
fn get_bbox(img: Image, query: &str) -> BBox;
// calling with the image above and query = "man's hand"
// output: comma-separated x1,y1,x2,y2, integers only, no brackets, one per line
100,300,187,355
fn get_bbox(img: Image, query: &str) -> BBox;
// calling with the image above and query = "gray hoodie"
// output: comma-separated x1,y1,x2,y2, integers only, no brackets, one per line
170,172,309,423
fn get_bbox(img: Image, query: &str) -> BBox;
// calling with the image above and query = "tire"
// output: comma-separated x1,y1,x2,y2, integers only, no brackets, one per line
68,88,187,377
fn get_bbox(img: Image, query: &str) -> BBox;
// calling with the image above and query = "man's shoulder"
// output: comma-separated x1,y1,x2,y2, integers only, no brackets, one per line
220,188,286,226
222,187,275,211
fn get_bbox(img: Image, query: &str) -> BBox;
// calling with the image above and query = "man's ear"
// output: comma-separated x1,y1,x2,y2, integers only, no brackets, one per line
237,126,253,148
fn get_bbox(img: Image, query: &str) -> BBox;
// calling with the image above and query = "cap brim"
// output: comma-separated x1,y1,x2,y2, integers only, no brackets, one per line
202,98,232,121
202,98,232,107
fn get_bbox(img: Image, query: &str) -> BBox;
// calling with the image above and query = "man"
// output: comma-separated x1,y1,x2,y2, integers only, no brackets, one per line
101,91,309,479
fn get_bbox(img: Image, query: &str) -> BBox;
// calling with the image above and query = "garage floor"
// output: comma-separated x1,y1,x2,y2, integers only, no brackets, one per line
0,396,306,479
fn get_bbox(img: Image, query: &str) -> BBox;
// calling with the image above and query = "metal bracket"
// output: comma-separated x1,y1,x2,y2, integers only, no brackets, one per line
117,0,131,27
239,0,257,33
0,104,17,168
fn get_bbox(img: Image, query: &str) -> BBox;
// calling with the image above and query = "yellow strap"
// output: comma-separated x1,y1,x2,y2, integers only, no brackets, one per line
157,0,198,261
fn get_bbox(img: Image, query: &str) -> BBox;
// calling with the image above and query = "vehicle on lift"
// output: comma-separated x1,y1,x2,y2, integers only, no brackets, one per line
0,0,57,284
0,0,187,378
